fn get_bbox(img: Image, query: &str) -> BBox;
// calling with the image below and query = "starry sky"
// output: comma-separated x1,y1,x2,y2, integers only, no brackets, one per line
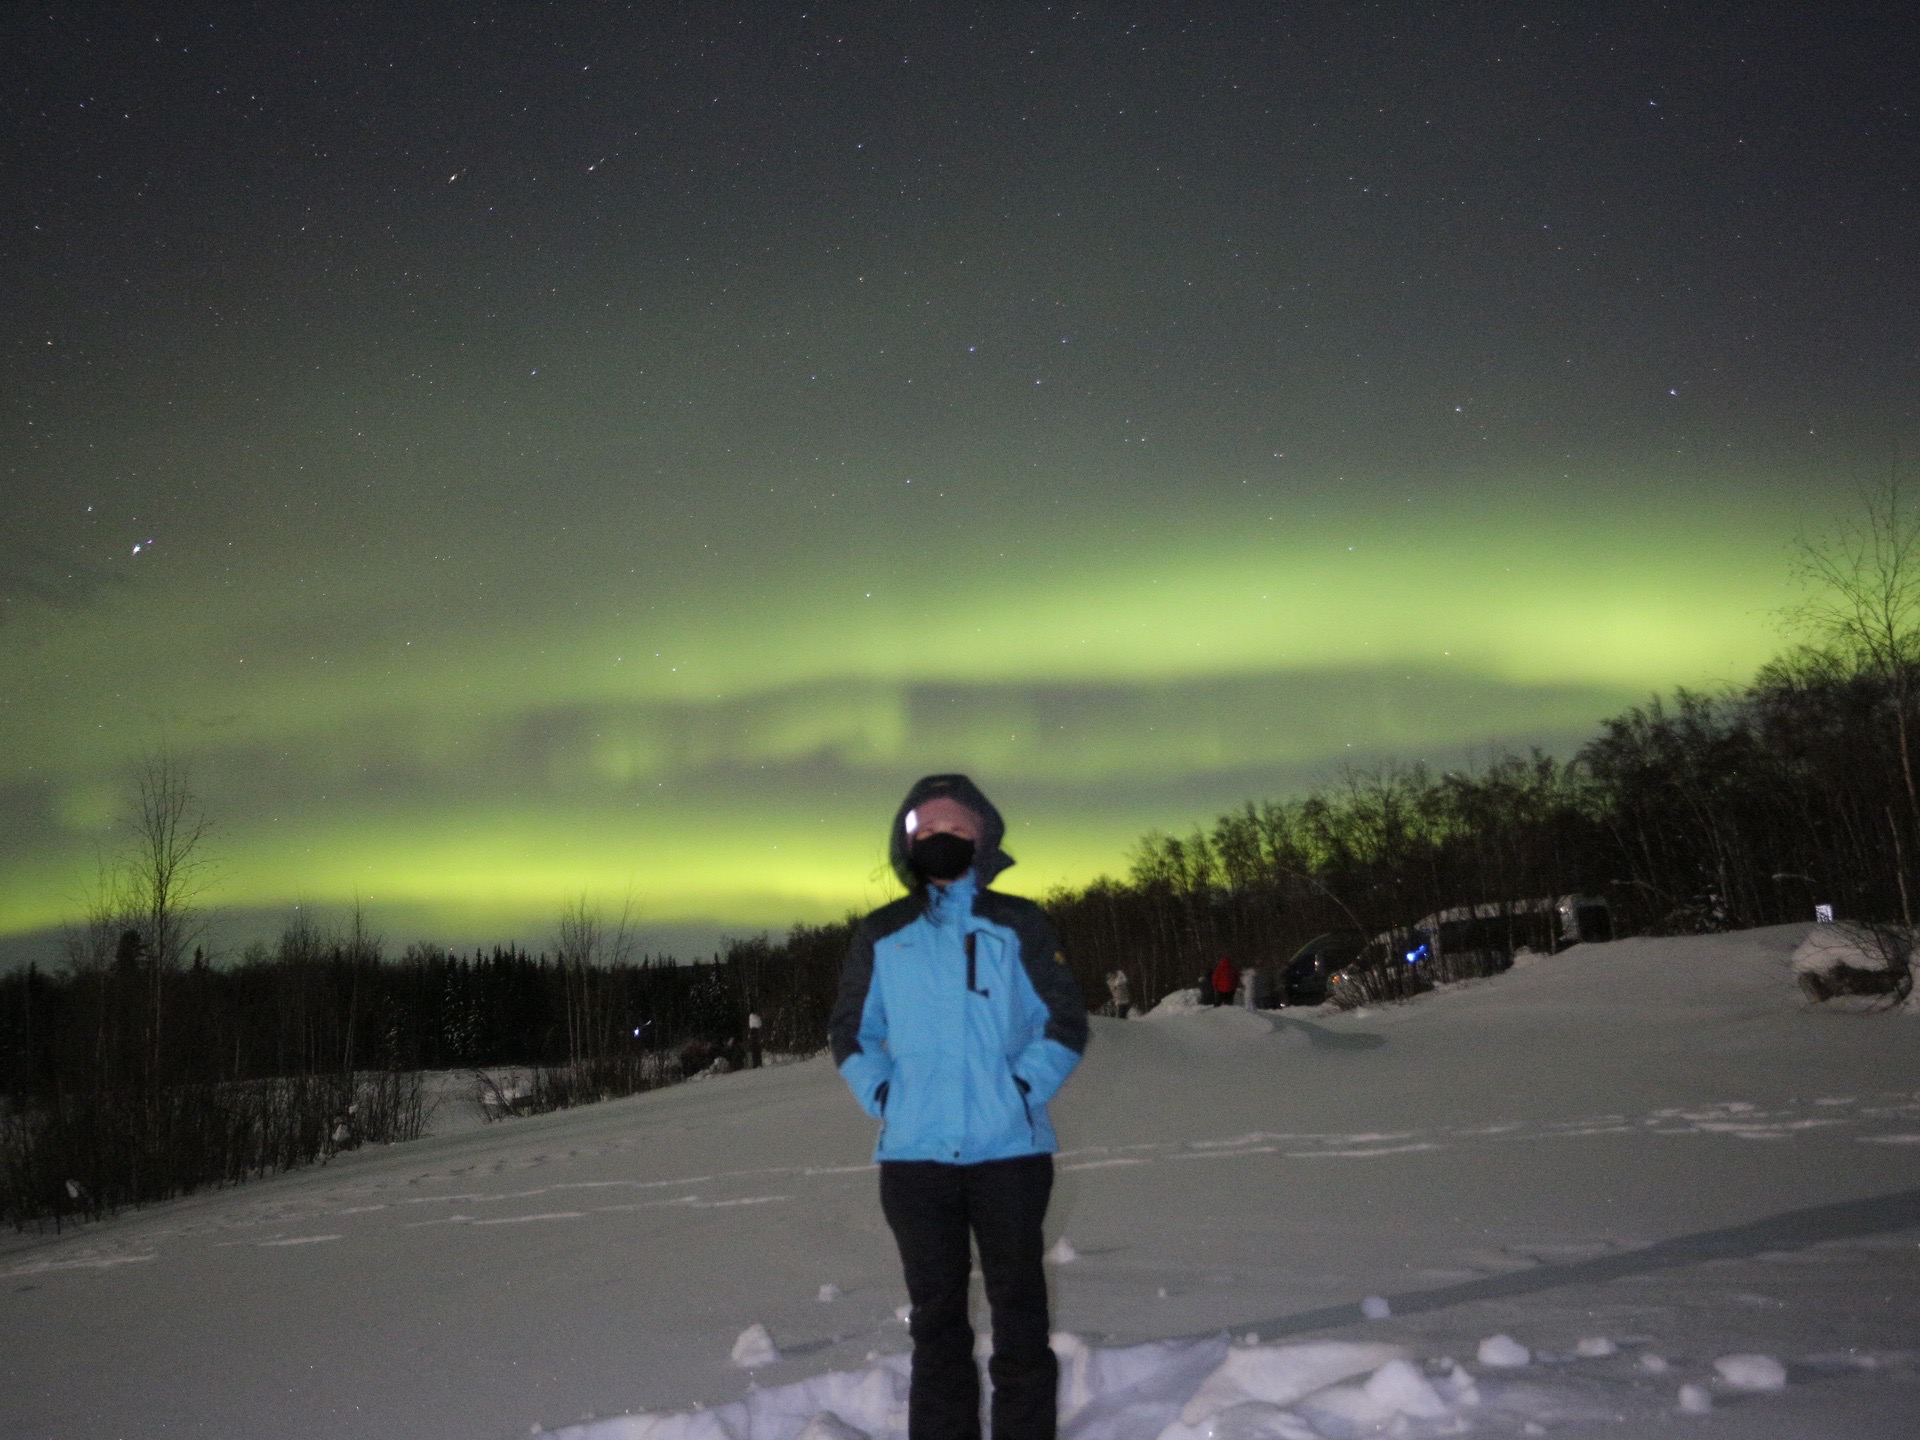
3,2,1915,961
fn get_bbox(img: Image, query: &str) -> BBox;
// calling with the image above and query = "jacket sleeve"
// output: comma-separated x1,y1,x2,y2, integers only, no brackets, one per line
829,920,893,1118
1008,907,1089,1107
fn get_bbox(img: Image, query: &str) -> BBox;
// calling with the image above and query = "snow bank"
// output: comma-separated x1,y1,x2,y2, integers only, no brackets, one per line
1792,923,1896,974
1144,988,1207,1017
535,1337,1489,1440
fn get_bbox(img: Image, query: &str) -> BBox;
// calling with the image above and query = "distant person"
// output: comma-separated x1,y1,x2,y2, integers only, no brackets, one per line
830,774,1090,1440
1211,954,1237,1007
1106,968,1131,1019
747,1011,763,1068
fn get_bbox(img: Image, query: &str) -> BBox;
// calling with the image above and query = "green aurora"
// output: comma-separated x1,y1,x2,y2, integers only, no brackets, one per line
4,5,1912,960
1,460,1817,955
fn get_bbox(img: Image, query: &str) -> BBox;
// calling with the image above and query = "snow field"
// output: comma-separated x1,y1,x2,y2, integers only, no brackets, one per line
2,923,1918,1439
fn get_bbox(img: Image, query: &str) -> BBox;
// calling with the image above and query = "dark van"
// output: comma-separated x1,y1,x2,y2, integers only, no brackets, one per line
1261,931,1367,1007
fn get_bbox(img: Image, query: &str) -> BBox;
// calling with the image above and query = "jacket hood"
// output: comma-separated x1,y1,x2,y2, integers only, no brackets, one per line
889,773,1014,890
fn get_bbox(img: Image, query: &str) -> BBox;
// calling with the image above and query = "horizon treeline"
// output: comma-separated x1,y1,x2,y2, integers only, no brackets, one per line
0,905,855,1225
1047,644,1912,1001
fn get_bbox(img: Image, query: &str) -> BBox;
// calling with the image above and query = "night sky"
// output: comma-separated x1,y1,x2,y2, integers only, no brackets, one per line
4,3,1915,959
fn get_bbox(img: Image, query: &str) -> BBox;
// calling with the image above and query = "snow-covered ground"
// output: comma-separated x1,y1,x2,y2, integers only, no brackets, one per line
3,924,1917,1438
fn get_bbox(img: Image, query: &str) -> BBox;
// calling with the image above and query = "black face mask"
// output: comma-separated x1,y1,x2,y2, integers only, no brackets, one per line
909,831,976,883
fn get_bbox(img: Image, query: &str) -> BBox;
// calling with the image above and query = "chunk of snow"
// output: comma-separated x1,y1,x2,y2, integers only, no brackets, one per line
1362,1358,1451,1419
730,1323,780,1369
1051,1334,1094,1422
1713,1353,1787,1391
1573,1335,1616,1357
1477,1334,1530,1368
1275,1389,1377,1440
1678,1383,1713,1413
1161,1400,1317,1440
793,1414,870,1440
816,1284,841,1303
1359,1294,1391,1320
893,1304,911,1323
1047,1237,1078,1265
1294,1366,1454,1439
540,1409,740,1440
1144,988,1206,1016
1176,1340,1407,1424
1435,1362,1480,1406
1639,1353,1670,1374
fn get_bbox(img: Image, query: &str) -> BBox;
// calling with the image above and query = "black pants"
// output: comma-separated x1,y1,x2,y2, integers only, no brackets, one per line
879,1154,1056,1440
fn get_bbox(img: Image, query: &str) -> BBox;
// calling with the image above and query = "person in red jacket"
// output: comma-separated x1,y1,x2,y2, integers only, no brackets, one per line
1210,954,1237,1007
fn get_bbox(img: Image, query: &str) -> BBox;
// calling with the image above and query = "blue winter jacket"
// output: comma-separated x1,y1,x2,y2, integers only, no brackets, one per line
828,775,1090,1164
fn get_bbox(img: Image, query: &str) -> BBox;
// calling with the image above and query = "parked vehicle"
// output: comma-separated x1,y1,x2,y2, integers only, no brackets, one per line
1327,929,1436,1007
1556,893,1614,944
1323,894,1619,1008
1257,932,1366,1007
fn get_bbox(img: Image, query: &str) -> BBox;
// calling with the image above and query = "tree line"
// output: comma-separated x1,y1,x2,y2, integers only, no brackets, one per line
0,903,855,1226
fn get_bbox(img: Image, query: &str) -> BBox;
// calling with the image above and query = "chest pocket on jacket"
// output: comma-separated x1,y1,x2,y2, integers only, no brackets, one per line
964,932,990,998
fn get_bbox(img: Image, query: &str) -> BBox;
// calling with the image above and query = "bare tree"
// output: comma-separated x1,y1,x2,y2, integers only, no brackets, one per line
118,751,216,1071
1788,460,1920,919
554,891,638,1064
340,899,384,1073
121,750,216,971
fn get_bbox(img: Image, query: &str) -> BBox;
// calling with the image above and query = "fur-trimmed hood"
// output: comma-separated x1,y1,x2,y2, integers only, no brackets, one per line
887,773,1014,890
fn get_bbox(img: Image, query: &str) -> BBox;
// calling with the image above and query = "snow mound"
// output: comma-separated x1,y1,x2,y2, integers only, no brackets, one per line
730,1324,780,1369
1358,1295,1391,1320
1573,1336,1616,1358
1362,1359,1451,1419
1677,1383,1713,1414
1792,923,1895,973
1144,988,1207,1017
535,1337,1487,1440
817,1284,842,1303
1434,1363,1479,1407
794,1414,871,1440
1713,1353,1787,1391
1475,1335,1530,1368
1176,1340,1408,1423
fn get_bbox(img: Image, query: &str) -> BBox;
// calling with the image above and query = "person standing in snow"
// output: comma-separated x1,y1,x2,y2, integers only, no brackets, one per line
830,774,1090,1440
1210,954,1237,1007
1106,968,1131,1019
